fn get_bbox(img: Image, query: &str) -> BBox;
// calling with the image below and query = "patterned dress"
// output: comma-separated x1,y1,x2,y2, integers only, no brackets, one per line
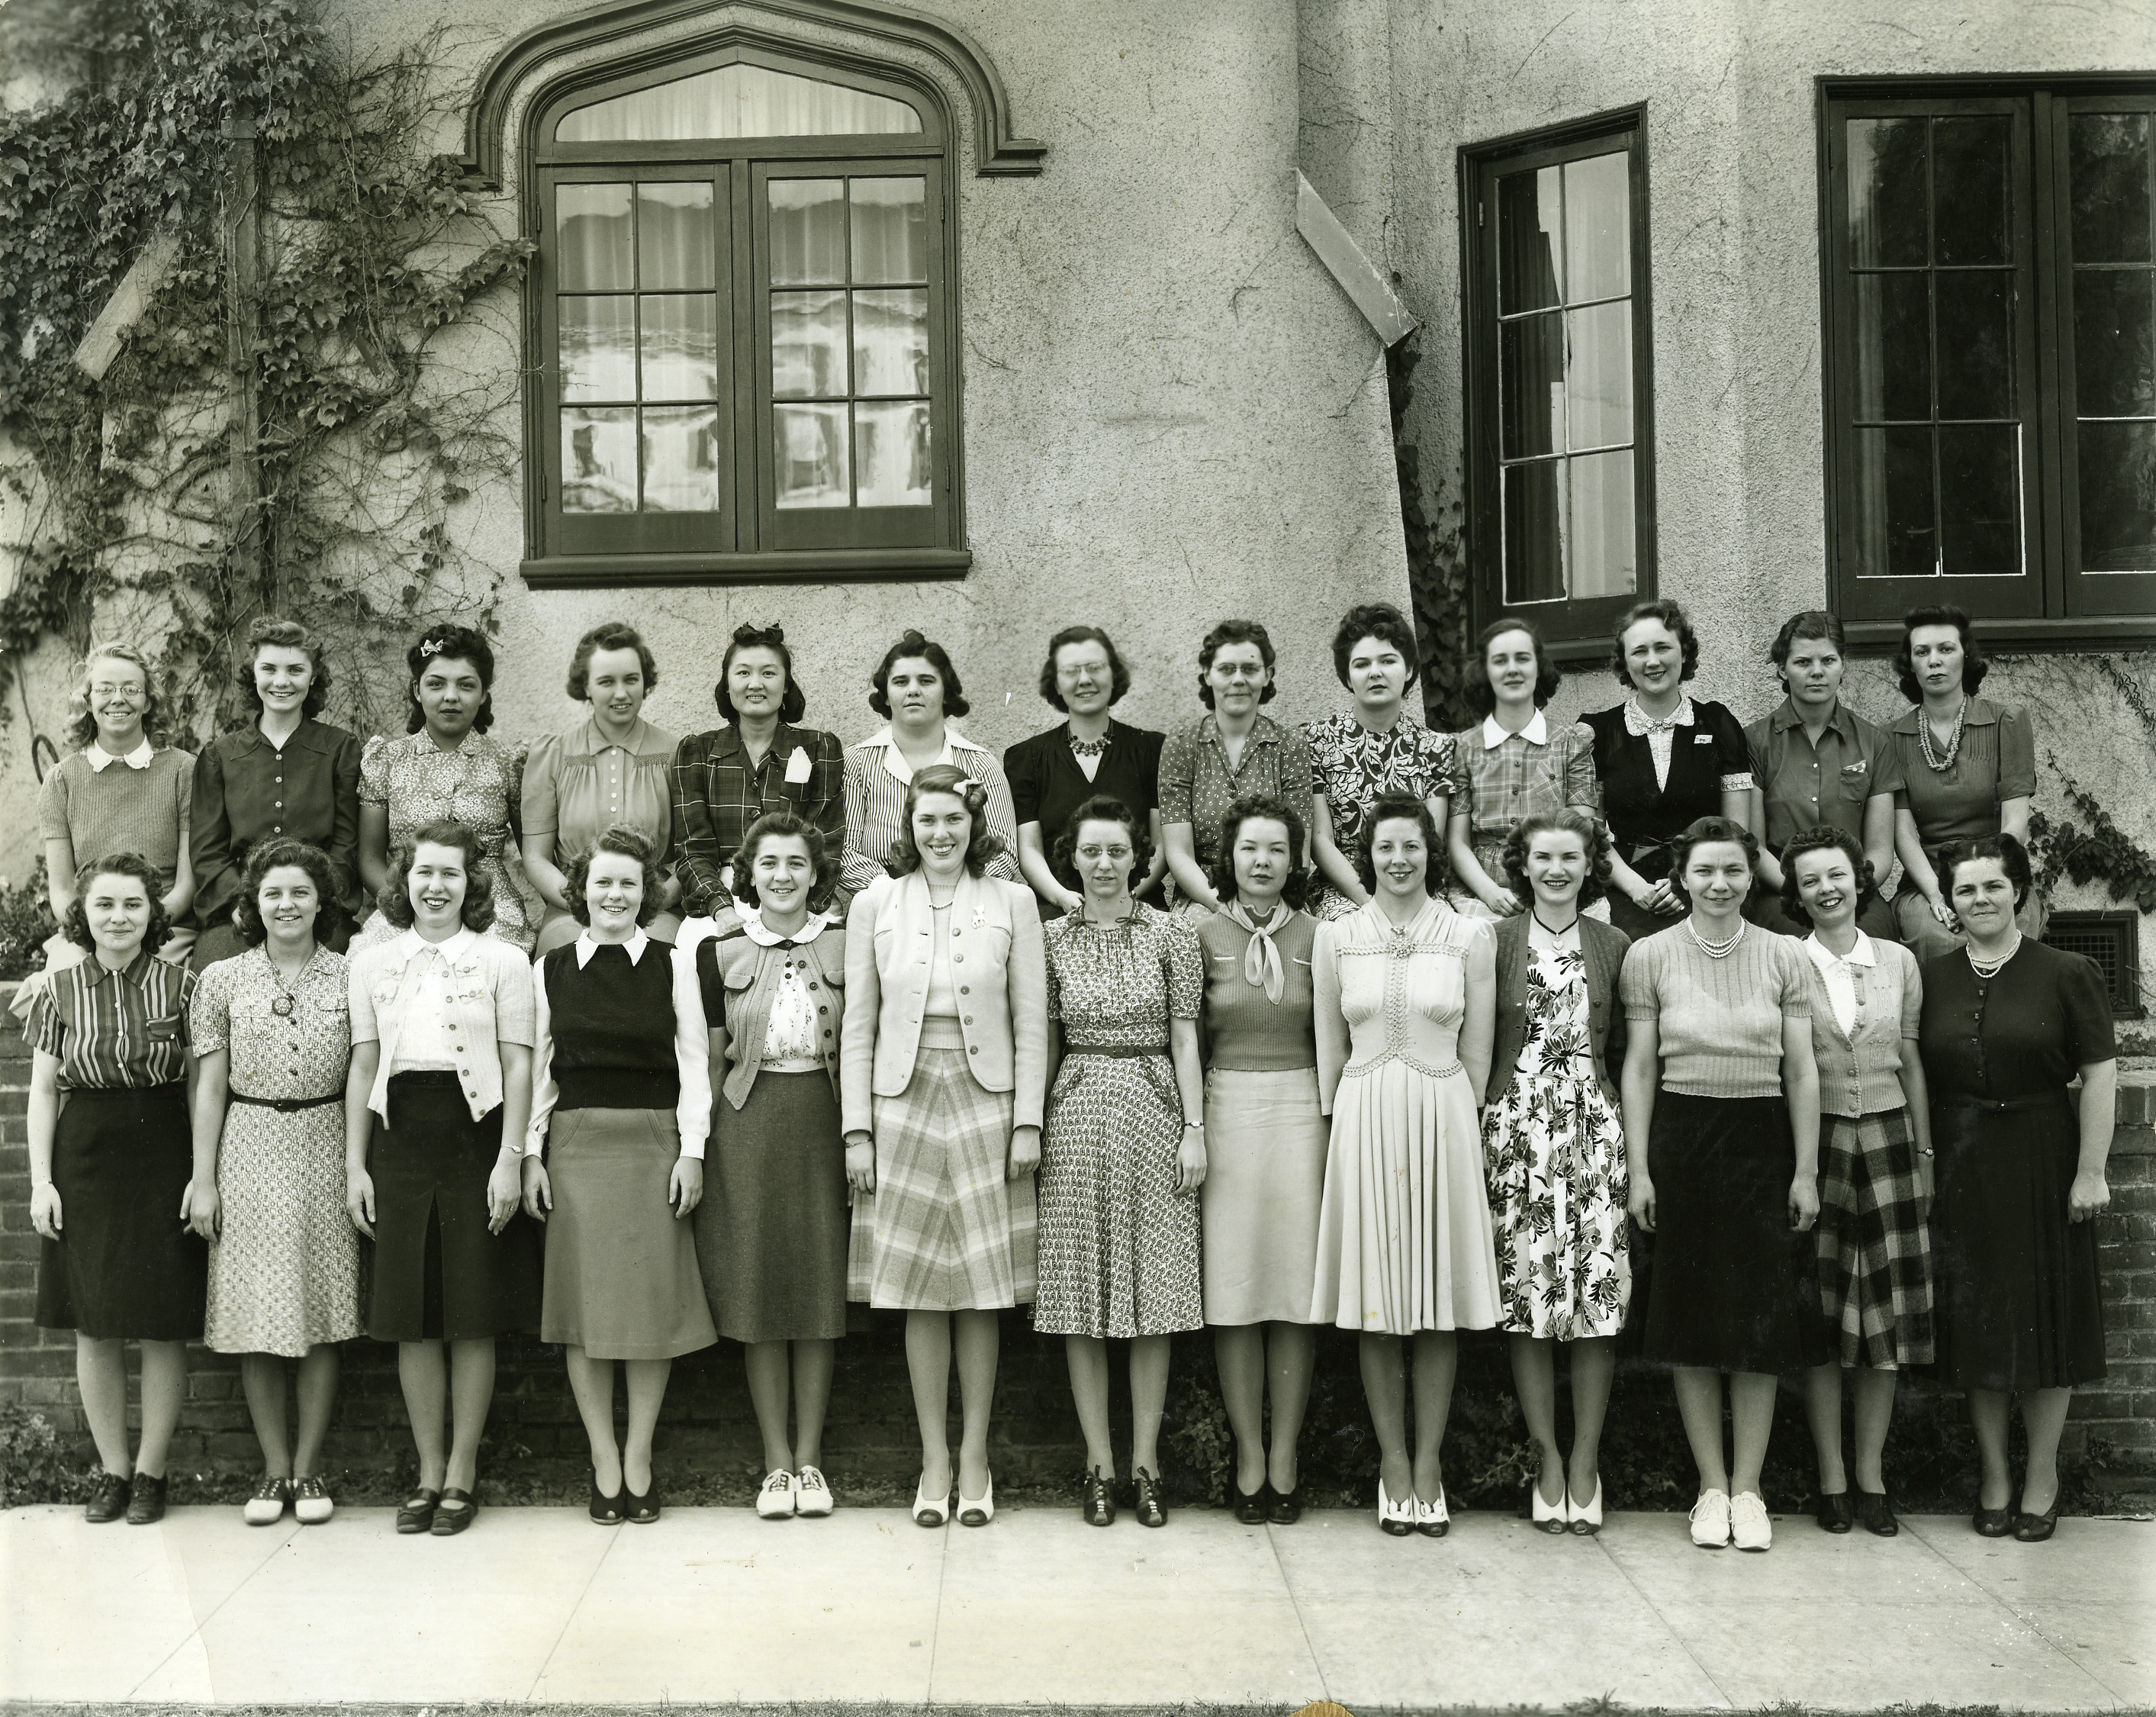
191,946,364,1356
1035,904,1205,1338
1304,712,1459,921
356,730,539,952
1482,941,1628,1340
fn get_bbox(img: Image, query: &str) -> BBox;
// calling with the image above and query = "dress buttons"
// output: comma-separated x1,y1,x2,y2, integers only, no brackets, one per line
968,1044,978,1054
953,955,964,964
960,985,970,995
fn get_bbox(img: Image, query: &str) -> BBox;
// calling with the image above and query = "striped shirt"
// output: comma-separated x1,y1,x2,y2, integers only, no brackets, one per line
27,947,195,1090
839,726,1022,892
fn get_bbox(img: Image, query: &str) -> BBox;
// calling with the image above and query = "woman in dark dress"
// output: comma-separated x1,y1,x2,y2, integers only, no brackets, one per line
1583,601,1755,942
1004,627,1166,917
1919,834,2116,1543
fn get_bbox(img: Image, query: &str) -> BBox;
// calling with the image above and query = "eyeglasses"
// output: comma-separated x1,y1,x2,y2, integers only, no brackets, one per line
89,683,146,701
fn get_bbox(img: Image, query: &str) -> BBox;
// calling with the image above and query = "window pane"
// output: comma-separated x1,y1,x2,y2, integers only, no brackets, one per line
774,403,849,507
558,61,922,142
1563,152,1630,302
771,291,848,397
1568,449,1636,598
1935,272,2015,419
640,406,721,511
560,297,637,401
855,401,932,506
1847,118,1928,269
1852,272,1932,420
1501,462,1565,604
769,180,846,285
2075,267,2155,418
562,407,639,513
1932,117,2010,266
851,179,926,285
2070,113,2152,265
1938,424,2021,574
556,184,633,292
1498,166,1562,314
638,182,715,291
2077,419,2156,570
1852,425,1936,577
639,295,719,401
1566,301,1632,449
853,288,928,396
1499,313,1565,459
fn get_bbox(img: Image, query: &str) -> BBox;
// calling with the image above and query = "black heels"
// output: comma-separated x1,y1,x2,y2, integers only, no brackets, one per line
1816,1491,1855,1534
590,1472,624,1525
1266,1484,1303,1525
1232,1479,1273,1525
1855,1489,1898,1538
1132,1467,1167,1529
2014,1500,2061,1542
1080,1468,1115,1528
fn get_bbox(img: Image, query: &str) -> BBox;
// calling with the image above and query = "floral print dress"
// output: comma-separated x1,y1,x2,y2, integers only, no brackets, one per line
1482,940,1629,1339
355,730,539,952
1304,712,1458,921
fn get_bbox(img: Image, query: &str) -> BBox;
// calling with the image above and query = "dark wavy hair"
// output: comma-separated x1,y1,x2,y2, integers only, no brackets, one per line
870,630,969,720
1209,794,1311,910
1331,602,1421,692
1038,626,1132,713
1052,794,1154,888
1776,825,1874,929
232,839,348,947
564,825,666,928
1501,808,1613,909
716,623,808,723
1465,616,1562,717
1768,610,1846,695
1666,815,1761,907
566,621,658,703
60,852,172,955
377,819,497,931
1940,830,2033,913
1354,792,1449,898
732,810,841,914
1610,599,1701,688
888,764,1006,877
65,642,171,751
1196,618,1279,708
404,624,496,735
237,617,332,722
1894,604,1990,704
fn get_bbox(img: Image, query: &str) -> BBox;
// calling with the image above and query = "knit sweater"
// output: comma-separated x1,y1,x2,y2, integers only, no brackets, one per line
38,746,195,894
1618,923,1810,1099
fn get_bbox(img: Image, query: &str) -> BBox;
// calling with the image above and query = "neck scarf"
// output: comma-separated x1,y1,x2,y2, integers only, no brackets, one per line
1225,900,1292,1004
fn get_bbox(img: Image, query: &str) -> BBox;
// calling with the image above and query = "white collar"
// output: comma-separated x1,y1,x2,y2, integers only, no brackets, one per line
398,926,478,965
1482,710,1549,749
740,906,832,947
1804,930,1876,971
1623,694,1695,736
865,723,985,784
574,928,650,967
85,737,155,772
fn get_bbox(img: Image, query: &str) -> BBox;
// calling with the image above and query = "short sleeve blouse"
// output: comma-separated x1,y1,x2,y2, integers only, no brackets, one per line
1304,712,1458,858
28,949,195,1090
1887,697,2039,856
190,945,352,1103
1042,903,1203,1044
1917,939,2116,1102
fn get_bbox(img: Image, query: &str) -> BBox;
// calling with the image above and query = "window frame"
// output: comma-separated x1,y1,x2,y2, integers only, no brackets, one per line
1817,74,2156,650
1460,106,1659,662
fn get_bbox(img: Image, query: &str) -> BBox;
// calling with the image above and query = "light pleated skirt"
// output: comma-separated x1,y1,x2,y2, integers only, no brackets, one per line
1200,1067,1326,1326
1308,1061,1501,1335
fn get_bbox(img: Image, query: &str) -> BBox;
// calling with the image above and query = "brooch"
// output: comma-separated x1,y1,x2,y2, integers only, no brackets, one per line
972,907,988,929
271,995,295,1018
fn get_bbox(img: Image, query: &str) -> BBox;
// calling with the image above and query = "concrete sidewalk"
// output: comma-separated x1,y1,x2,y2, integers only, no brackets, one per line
2,1502,2148,1709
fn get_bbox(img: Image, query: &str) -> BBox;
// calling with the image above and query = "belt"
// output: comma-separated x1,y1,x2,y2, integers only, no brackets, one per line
230,1088,343,1113
386,1069,462,1088
1343,1052,1462,1080
1064,1042,1168,1058
1936,1090,2069,1114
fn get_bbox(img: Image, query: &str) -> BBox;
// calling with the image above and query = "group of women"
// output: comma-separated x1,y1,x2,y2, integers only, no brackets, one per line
24,597,2116,1553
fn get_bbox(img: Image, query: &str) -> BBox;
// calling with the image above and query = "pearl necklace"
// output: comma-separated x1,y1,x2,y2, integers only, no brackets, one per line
1968,932,2020,978
1917,699,1967,772
1688,918,1746,960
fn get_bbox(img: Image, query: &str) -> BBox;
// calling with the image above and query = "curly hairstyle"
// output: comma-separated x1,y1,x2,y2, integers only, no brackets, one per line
60,852,172,955
1609,599,1701,688
1465,617,1563,717
1894,604,1990,704
566,621,658,703
870,630,970,720
1037,626,1132,712
65,642,169,751
731,810,841,914
236,617,332,722
716,622,808,723
1354,792,1450,898
404,623,497,735
377,818,497,932
1197,618,1279,708
1052,794,1154,888
232,839,348,947
1768,610,1846,694
1666,815,1761,906
1940,830,2033,913
1500,808,1614,909
562,825,666,928
1775,825,1874,929
887,763,1006,877
1331,602,1421,693
1209,794,1311,910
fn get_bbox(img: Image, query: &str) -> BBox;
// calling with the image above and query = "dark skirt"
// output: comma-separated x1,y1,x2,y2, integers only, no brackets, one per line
36,1085,205,1341
540,1106,716,1360
1636,1090,1827,1372
698,1071,849,1344
1930,1090,2105,1393
366,1072,542,1342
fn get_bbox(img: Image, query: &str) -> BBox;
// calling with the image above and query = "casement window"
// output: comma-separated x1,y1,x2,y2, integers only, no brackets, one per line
1463,109,1656,654
1822,79,2156,643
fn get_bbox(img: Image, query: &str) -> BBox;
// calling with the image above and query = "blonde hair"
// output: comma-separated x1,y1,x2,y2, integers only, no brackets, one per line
66,642,169,751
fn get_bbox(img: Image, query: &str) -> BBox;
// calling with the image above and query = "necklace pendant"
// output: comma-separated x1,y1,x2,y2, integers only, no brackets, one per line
271,994,295,1017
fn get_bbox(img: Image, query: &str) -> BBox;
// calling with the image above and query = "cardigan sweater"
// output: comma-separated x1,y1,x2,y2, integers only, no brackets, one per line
1485,911,1630,1110
1618,923,1810,1099
700,910,846,1110
1798,933,1923,1119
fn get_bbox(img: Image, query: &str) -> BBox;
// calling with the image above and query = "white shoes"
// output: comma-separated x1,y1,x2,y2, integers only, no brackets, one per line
912,1475,953,1527
793,1465,834,1518
1730,1490,1773,1551
957,1475,995,1527
1567,1477,1604,1535
1415,1488,1450,1538
1531,1476,1567,1533
756,1469,796,1519
243,1476,290,1526
291,1475,334,1525
1376,1477,1416,1536
1690,1488,1732,1548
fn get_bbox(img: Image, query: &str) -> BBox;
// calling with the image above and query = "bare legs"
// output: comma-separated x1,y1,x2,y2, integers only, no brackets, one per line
1360,1330,1458,1505
743,1338,837,1473
1065,1333,1174,1478
1804,1363,1899,1494
1968,1384,2074,1514
76,1336,187,1480
564,1348,675,1494
240,1345,341,1479
1673,1366,1778,1497
1509,1334,1615,1506
397,1338,496,1498
907,1309,1000,1500
1215,1322,1317,1494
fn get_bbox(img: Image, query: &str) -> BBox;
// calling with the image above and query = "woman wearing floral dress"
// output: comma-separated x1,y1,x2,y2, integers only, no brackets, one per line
1482,810,1630,1535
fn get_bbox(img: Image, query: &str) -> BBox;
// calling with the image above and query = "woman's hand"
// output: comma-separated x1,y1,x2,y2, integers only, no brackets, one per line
346,1167,375,1239
1176,1123,1208,1194
1008,1123,1041,1180
1482,886,1524,916
1057,888,1085,916
487,1150,523,1233
520,1155,552,1222
1788,1171,1820,1232
30,1182,62,1242
1627,1174,1656,1233
185,1178,220,1242
845,1131,876,1196
1925,894,1958,929
1647,878,1685,917
670,1157,704,1219
2068,1168,2109,1223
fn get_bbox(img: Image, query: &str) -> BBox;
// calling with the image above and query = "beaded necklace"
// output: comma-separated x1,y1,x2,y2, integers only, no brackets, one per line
1687,917,1746,959
1968,931,2020,978
1916,698,1968,772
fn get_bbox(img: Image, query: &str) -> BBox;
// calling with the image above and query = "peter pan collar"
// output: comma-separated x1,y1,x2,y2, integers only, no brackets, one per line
739,907,833,947
1804,931,1877,972
1482,710,1549,749
85,738,154,772
574,928,650,966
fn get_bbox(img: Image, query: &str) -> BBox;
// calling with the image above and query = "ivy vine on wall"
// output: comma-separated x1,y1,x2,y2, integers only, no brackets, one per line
2031,752,2156,917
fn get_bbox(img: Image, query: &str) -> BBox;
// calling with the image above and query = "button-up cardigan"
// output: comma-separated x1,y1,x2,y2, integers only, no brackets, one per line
1800,934,1924,1119
347,929,536,1123
703,910,848,1110
1484,910,1631,1111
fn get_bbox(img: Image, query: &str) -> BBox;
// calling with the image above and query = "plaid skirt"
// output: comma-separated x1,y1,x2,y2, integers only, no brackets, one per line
1816,1108,1934,1369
